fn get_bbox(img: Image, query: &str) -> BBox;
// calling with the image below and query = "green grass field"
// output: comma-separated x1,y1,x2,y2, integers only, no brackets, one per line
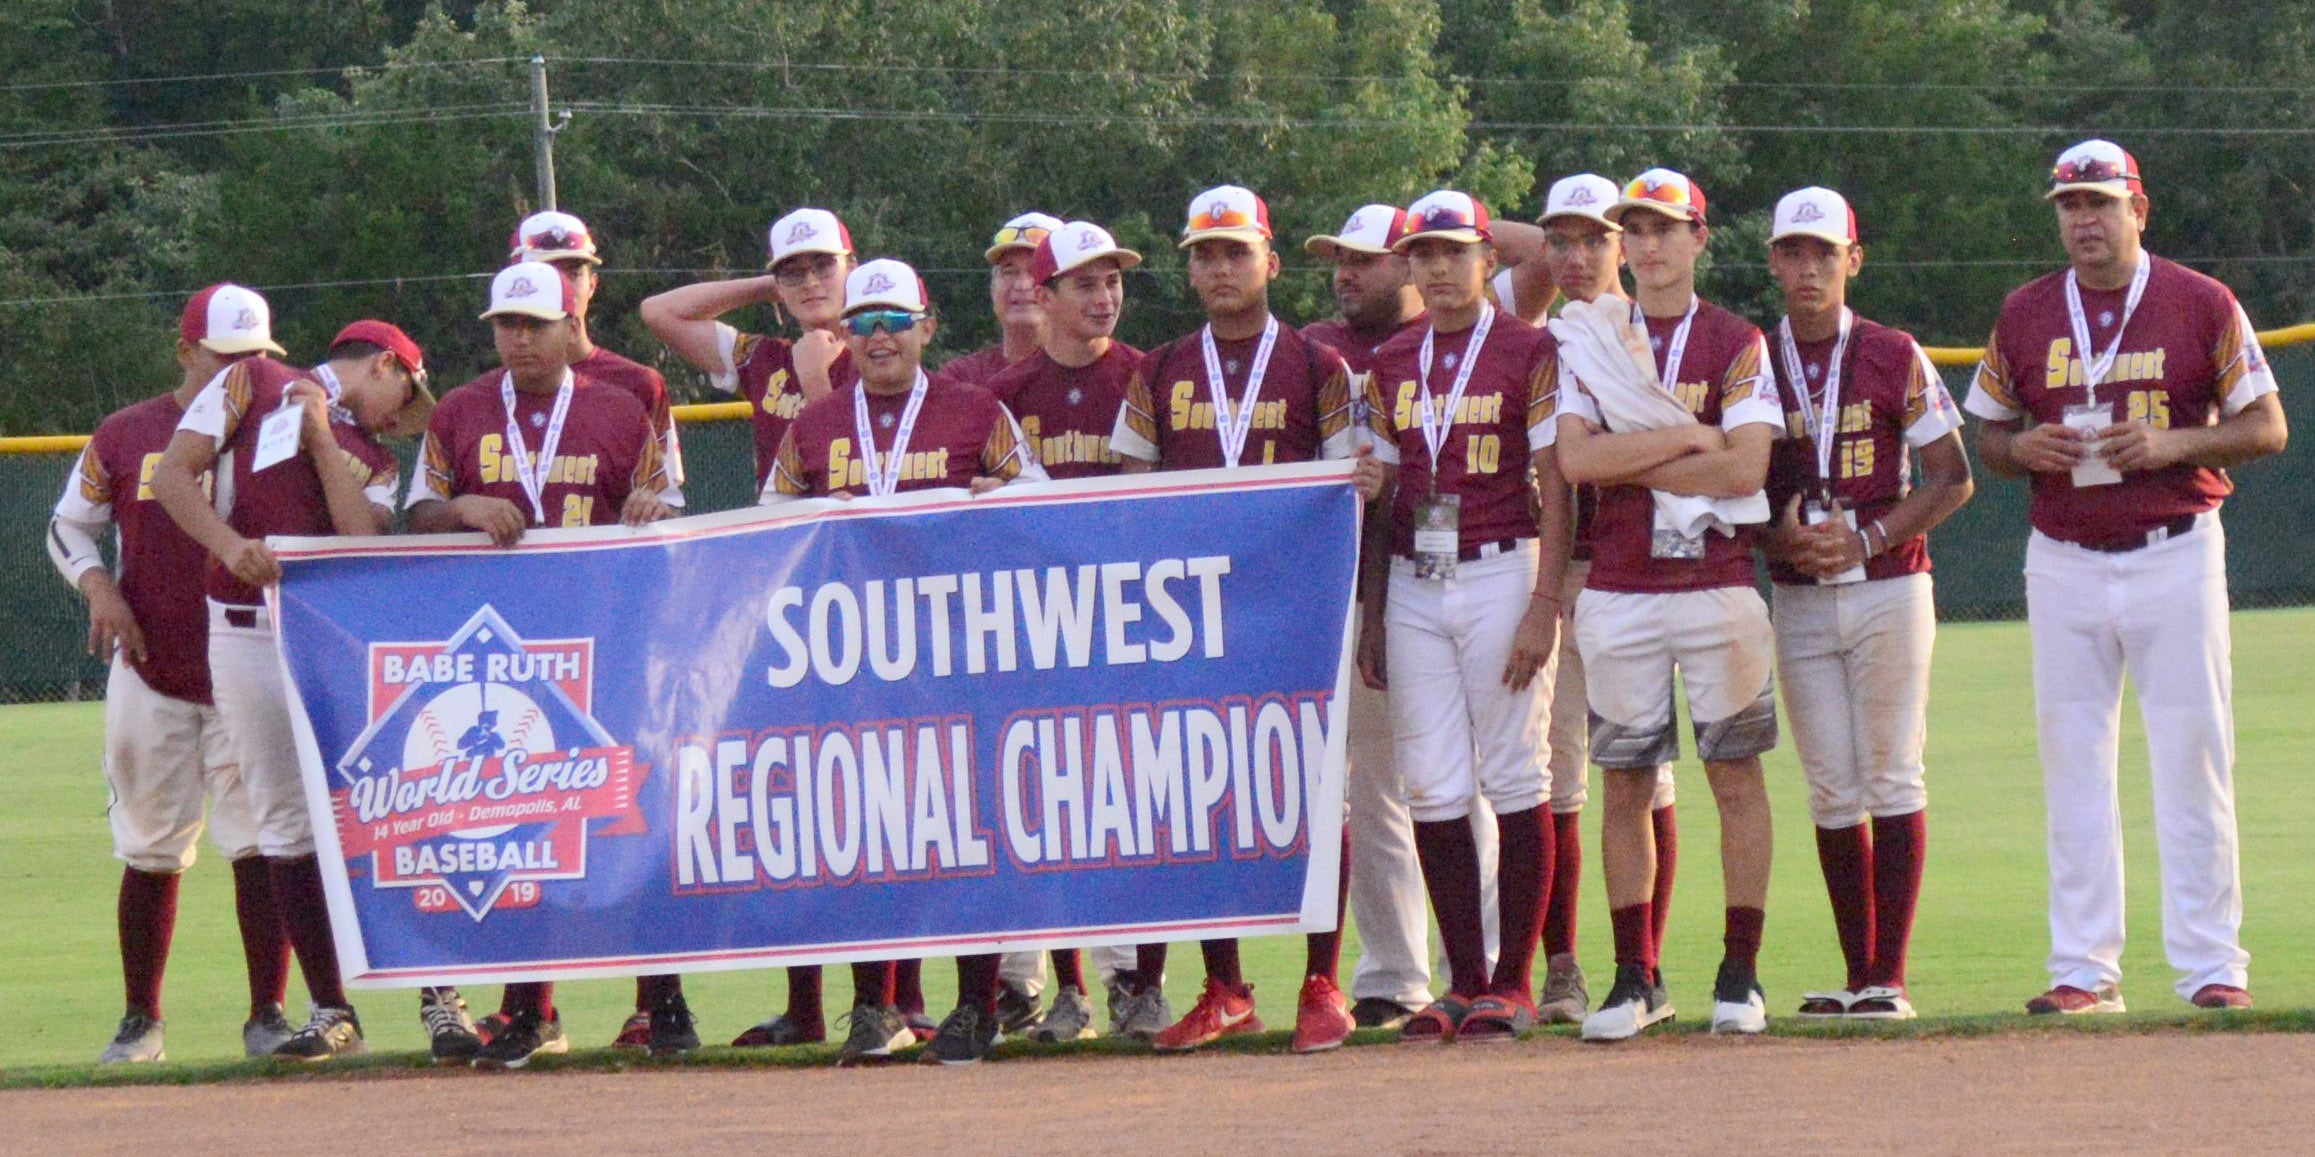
5,608,2311,1075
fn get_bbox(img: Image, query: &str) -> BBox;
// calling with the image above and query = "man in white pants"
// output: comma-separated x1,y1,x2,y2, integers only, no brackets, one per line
1965,139,2286,1013
1757,187,1973,1020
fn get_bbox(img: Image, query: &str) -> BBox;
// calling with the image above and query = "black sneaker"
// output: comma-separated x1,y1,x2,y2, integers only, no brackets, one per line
471,1009,569,1070
648,992,701,1056
1709,957,1767,1034
837,1003,913,1067
1350,997,1421,1030
993,982,1042,1036
419,987,482,1064
273,1004,366,1061
919,1003,999,1066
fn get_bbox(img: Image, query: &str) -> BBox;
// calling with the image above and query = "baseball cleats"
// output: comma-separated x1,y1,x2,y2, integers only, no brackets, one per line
1847,986,1917,1020
1581,963,1675,1042
731,1014,824,1047
272,1004,366,1061
1029,986,1097,1043
1110,981,1174,1041
611,1010,653,1050
903,1010,939,1044
1709,959,1768,1035
99,1012,164,1064
242,1003,295,1057
1291,975,1355,1054
1350,997,1422,1031
920,1003,1000,1066
836,1004,913,1066
1536,955,1589,1025
1152,977,1263,1052
993,981,1042,1036
1459,993,1538,1043
1796,989,1854,1018
648,992,702,1055
2025,983,2125,1015
472,1009,568,1070
1399,994,1473,1043
2191,984,2253,1010
419,988,482,1063
473,1011,511,1045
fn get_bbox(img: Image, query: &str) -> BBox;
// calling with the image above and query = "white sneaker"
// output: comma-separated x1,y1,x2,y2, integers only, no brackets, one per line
1709,959,1767,1035
1581,964,1674,1043
1847,985,1916,1021
100,1013,164,1064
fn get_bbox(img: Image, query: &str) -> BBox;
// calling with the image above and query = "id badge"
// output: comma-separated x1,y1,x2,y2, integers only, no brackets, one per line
251,402,304,473
1649,506,1705,560
2063,403,2121,488
1412,492,1461,580
1804,500,1867,586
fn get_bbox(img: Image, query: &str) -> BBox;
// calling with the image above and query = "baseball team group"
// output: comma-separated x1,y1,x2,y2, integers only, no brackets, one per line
47,133,2287,1070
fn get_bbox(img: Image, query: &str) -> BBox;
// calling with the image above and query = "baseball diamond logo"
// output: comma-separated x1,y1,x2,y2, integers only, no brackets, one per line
1078,229,1104,250
1567,187,1598,206
332,606,647,921
510,276,537,298
232,308,259,330
786,221,818,243
1793,202,1826,223
1345,213,1365,233
865,272,895,293
1207,199,1231,221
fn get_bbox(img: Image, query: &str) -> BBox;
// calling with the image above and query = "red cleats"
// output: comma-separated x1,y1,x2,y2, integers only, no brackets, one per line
1152,977,1263,1052
610,1010,652,1050
1290,975,1354,1054
2025,983,2124,1015
2191,984,2252,1010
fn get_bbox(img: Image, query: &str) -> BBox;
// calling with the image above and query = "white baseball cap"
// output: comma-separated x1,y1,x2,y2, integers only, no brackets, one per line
509,210,601,265
1179,185,1272,248
1770,186,1858,245
181,283,286,357
844,258,930,315
2047,139,2143,200
1393,190,1492,250
1030,222,1143,283
480,261,577,321
984,212,1066,263
1608,168,1709,225
1540,174,1622,231
1304,205,1407,257
766,207,855,269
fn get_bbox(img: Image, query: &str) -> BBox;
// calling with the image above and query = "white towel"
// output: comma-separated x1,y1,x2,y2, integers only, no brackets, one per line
1549,298,1767,540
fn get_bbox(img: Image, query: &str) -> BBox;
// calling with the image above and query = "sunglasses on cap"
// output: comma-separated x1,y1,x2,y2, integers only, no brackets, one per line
523,224,591,252
1409,204,1482,234
1622,176,1697,209
1187,203,1260,232
2051,155,2134,185
990,223,1051,249
843,310,926,336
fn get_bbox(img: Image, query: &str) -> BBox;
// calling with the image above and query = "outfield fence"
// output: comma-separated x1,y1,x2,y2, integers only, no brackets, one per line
4,341,2310,703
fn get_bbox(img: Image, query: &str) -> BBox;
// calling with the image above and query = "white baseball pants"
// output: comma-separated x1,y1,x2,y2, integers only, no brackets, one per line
1382,546,1554,822
207,600,318,857
1770,573,1935,828
104,656,258,872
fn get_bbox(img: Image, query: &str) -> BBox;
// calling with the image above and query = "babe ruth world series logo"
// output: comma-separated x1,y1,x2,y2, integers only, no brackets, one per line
331,605,648,920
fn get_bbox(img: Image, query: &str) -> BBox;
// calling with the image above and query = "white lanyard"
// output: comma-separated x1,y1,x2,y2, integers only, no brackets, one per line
1635,296,1700,397
2063,255,2152,404
1416,305,1496,479
852,370,930,497
499,369,574,525
1776,307,1854,484
1198,316,1280,468
312,363,356,428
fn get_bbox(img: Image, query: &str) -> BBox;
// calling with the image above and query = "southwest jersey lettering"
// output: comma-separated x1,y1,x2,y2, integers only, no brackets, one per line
571,345,684,492
1111,324,1360,468
764,380,1039,500
409,371,667,527
1363,315,1558,555
985,343,1142,480
711,322,861,488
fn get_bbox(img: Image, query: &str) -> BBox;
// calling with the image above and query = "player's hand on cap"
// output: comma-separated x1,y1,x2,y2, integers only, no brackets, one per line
2093,420,2179,473
84,584,147,665
2008,421,2090,473
450,494,528,547
1502,595,1560,691
621,489,674,526
1356,611,1388,690
221,535,283,587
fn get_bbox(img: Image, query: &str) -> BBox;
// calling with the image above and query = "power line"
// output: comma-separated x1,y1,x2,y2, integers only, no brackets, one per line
0,57,526,94
0,104,530,151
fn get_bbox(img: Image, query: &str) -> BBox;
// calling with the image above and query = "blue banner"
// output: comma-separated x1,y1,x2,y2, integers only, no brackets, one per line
270,462,1360,987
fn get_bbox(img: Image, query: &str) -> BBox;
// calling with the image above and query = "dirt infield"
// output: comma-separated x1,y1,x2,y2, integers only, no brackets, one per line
11,1031,2309,1154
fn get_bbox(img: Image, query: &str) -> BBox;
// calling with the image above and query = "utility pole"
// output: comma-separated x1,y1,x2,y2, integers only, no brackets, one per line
529,55,566,211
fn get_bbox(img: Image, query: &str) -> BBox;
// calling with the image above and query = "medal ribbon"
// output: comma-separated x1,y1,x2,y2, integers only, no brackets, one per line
1416,304,1497,481
1634,295,1700,398
853,369,930,497
1776,306,1854,484
1199,315,1280,468
499,369,574,525
2063,254,2152,405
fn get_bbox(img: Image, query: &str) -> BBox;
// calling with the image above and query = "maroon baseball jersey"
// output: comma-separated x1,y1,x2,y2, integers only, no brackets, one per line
765,379,1040,499
1364,314,1557,555
986,343,1142,480
1113,322,1359,469
571,345,682,489
715,325,860,487
177,357,402,606
932,344,1033,390
1558,300,1780,594
1964,256,2277,546
1766,316,1963,585
1301,316,1425,378
410,370,668,527
55,394,215,703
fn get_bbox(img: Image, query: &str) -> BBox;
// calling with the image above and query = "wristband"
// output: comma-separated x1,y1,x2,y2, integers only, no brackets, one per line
1867,519,1889,558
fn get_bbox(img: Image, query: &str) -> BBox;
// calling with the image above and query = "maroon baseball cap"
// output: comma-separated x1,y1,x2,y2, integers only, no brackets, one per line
329,319,433,433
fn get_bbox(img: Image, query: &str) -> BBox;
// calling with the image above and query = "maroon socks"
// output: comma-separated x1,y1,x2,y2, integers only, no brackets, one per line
268,854,347,1008
894,958,926,1016
785,965,825,1034
118,868,180,1018
1051,949,1085,991
1199,938,1244,988
229,855,289,1014
505,981,555,1020
955,954,1002,1013
1815,823,1875,991
1413,818,1487,997
852,959,897,1008
635,973,681,1010
1490,806,1554,996
1130,943,1169,990
1542,808,1583,957
1610,902,1656,972
1724,905,1765,973
1869,810,1927,989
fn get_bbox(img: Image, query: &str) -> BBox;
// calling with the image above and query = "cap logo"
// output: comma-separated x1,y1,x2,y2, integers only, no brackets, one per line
1078,229,1104,250
864,272,895,293
1792,202,1825,224
1567,187,1597,207
232,308,258,331
786,221,819,243
510,276,537,297
1345,213,1365,233
1207,199,1230,221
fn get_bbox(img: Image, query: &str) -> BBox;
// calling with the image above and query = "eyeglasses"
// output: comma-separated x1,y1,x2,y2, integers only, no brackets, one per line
2052,155,2134,185
990,223,1050,250
843,310,925,336
1543,231,1615,255
772,254,843,286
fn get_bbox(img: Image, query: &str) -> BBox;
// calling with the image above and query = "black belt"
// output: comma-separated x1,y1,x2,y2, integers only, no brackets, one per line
1399,537,1528,564
2065,513,2199,554
225,608,257,629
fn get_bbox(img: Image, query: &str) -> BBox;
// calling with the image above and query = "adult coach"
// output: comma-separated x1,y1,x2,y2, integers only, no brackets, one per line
1351,189,1568,1042
1553,168,1781,1040
1758,187,1972,1019
405,263,675,1067
50,284,294,1063
150,318,427,1060
1112,184,1362,1054
934,211,1062,388
642,206,858,491
1965,139,2285,1014
762,258,1046,1065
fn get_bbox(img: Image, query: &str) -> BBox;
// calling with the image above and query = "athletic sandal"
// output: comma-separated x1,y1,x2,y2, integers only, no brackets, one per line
1456,994,1537,1043
1796,990,1855,1018
1846,986,1916,1021
1398,995,1474,1044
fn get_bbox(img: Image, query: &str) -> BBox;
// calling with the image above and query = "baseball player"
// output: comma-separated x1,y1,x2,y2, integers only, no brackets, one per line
642,206,857,1047
50,284,296,1063
762,257,1046,1065
934,212,1063,389
1965,140,2286,1014
1349,189,1569,1041
150,318,429,1060
1758,187,1972,1019
404,263,675,1067
641,206,859,491
1553,168,1781,1040
1524,175,1683,1025
1110,184,1362,1054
